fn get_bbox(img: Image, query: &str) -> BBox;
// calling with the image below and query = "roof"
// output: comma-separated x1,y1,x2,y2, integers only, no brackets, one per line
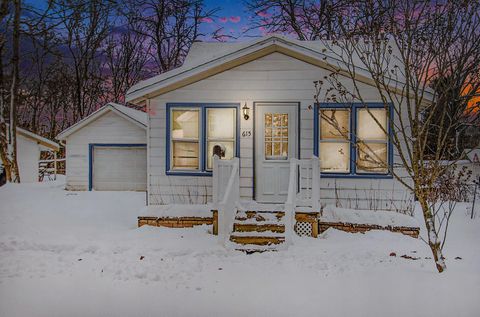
126,34,433,104
16,127,60,151
56,103,147,140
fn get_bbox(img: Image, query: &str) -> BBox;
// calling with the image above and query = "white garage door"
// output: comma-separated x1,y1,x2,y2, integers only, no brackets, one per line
92,146,147,191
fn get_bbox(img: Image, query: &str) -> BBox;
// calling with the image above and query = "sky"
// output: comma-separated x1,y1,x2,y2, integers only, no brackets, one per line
201,0,260,40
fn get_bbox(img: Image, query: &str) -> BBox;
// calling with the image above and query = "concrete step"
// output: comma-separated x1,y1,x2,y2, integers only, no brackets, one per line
233,223,285,233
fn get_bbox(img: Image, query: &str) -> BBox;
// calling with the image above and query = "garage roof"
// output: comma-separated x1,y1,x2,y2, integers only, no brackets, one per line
16,127,60,151
56,103,147,140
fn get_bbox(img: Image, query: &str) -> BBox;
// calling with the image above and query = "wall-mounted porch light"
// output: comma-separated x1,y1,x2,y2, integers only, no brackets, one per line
242,103,250,120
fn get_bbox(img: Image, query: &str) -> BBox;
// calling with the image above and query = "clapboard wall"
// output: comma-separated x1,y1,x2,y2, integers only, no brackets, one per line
148,52,413,211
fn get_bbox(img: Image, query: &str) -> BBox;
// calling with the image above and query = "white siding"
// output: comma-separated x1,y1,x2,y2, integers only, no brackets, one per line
149,52,412,210
64,110,146,190
17,134,40,183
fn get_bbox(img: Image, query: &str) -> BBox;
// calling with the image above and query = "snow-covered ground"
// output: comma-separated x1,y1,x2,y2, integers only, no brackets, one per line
0,179,479,317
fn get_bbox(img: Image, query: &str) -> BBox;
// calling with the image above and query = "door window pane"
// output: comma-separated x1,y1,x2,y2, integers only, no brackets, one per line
357,143,388,173
265,112,288,160
319,142,350,173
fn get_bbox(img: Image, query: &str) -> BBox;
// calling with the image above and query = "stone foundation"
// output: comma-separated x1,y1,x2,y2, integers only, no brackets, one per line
318,221,419,238
138,216,213,228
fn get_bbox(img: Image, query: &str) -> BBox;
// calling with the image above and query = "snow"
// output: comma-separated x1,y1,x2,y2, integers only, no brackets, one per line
140,204,214,217
1,180,480,316
321,204,419,228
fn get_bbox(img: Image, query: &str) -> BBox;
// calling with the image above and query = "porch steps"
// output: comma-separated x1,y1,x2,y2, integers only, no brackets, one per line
230,210,287,251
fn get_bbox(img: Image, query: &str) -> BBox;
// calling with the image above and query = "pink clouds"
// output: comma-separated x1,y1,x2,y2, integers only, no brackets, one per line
200,17,213,23
219,17,228,23
257,11,271,18
229,16,241,23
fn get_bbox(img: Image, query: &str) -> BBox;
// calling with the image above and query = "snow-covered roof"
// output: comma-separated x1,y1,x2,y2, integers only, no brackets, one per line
126,34,433,104
56,102,147,140
16,127,60,151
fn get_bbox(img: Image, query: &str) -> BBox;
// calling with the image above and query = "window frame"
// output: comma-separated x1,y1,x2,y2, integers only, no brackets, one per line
166,103,240,176
314,102,393,179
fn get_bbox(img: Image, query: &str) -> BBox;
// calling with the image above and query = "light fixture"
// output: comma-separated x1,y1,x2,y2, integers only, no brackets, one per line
242,103,250,120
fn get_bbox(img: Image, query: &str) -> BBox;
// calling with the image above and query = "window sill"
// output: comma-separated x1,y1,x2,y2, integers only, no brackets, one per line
320,173,393,179
166,170,212,177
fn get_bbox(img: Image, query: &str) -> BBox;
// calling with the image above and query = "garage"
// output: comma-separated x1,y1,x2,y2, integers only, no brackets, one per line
57,103,148,191
91,145,147,191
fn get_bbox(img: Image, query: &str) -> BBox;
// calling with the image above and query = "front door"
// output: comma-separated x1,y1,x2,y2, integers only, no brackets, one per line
255,103,298,203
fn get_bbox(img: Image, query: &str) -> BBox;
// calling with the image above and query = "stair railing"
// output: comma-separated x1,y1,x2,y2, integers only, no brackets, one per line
212,156,240,245
285,156,321,245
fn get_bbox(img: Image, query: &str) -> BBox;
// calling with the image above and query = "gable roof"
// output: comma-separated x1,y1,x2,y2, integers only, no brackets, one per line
16,127,60,151
126,34,431,104
56,102,147,140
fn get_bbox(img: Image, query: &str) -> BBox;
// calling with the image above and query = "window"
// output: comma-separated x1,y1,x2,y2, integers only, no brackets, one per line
315,103,391,177
264,113,289,160
167,104,238,175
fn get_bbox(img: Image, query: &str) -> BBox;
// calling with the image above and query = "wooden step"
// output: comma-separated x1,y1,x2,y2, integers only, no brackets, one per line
230,235,285,246
233,223,285,233
235,211,285,222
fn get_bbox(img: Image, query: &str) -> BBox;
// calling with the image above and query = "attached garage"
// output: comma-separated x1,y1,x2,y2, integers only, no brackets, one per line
57,103,147,191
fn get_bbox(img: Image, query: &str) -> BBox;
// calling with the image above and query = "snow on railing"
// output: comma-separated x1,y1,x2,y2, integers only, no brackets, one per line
212,156,240,245
285,156,321,245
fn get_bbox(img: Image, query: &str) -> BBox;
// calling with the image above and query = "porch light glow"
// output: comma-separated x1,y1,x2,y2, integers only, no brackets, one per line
242,103,250,120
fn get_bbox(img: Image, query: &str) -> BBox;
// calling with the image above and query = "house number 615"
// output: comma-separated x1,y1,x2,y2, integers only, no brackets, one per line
241,130,252,138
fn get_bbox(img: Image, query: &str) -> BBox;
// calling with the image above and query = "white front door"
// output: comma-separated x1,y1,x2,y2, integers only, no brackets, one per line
255,103,298,203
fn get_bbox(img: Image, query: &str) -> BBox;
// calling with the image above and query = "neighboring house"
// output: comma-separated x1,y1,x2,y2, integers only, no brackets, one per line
124,34,417,212
2,127,60,183
57,103,147,191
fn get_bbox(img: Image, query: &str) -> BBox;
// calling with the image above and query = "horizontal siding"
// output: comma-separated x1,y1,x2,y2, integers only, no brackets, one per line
148,52,411,210
65,111,146,191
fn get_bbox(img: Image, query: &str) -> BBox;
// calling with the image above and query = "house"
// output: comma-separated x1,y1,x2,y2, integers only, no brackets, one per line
123,35,422,247
56,103,147,191
125,35,414,210
6,127,60,183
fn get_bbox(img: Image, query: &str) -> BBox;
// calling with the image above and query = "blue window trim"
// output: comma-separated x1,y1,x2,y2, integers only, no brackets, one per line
88,143,147,191
165,103,240,176
314,102,393,179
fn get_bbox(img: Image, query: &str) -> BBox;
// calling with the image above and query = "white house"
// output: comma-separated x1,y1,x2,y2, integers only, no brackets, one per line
57,103,147,191
15,127,59,183
125,35,415,211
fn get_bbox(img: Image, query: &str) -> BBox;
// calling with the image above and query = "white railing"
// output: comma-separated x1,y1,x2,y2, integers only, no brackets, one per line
212,156,240,245
285,156,320,245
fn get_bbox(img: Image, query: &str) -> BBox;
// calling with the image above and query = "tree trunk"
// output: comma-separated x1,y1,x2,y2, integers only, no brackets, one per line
418,195,447,272
7,0,21,183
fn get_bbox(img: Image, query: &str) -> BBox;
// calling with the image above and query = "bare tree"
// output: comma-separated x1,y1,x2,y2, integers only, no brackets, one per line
56,0,115,120
103,24,151,103
314,0,480,272
126,0,218,73
245,0,349,40
0,0,21,182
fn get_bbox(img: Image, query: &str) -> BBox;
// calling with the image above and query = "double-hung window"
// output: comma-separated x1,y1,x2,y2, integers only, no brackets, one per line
315,103,391,177
167,104,238,175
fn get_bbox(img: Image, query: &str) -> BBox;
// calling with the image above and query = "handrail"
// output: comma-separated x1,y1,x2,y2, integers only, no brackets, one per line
284,156,321,245
285,158,298,245
213,156,239,245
